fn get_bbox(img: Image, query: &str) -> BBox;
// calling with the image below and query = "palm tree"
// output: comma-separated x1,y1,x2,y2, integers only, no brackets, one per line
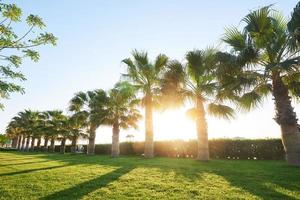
122,50,168,158
6,121,22,149
35,112,49,151
161,49,234,160
68,112,88,154
69,89,108,155
58,115,71,154
10,110,41,152
42,134,49,152
41,112,52,152
216,5,300,165
10,113,27,151
104,82,141,157
46,110,66,153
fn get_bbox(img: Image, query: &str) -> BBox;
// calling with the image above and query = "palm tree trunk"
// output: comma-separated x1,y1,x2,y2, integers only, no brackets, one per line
37,137,41,151
11,136,18,148
25,136,30,152
30,137,36,151
21,135,26,151
71,137,77,154
60,138,66,154
272,73,300,166
87,125,96,155
50,138,55,153
196,97,209,161
17,135,22,150
111,122,120,157
144,93,154,158
43,137,49,152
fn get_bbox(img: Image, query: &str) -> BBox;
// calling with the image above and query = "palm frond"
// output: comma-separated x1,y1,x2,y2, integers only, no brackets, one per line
237,91,263,111
223,27,247,51
243,5,274,48
154,54,168,73
207,103,235,120
287,2,300,51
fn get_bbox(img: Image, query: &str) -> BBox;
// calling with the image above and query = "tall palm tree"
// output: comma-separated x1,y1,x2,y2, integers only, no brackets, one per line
69,89,108,155
216,5,300,165
122,50,168,158
104,82,141,157
161,49,234,160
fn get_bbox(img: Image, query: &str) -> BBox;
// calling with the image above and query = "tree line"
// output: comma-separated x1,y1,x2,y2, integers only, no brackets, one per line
3,3,300,166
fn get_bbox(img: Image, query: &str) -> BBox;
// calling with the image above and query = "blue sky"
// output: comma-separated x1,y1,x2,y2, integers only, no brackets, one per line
1,0,299,143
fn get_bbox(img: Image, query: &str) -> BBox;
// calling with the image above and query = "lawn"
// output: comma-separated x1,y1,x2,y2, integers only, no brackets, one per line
0,152,299,200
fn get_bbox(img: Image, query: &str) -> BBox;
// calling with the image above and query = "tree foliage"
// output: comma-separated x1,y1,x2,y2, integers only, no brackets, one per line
216,5,300,110
0,1,57,109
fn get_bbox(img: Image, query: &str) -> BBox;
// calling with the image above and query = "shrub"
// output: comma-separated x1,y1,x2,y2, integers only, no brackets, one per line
59,139,285,160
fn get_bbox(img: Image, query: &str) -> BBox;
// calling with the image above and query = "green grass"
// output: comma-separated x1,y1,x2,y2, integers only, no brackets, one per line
0,152,300,200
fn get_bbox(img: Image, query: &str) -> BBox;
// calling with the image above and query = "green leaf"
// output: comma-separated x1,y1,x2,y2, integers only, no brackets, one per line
23,49,40,62
26,14,45,28
2,4,22,21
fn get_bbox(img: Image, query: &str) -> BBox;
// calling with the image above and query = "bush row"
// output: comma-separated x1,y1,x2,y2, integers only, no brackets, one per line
2,139,284,160
75,139,284,160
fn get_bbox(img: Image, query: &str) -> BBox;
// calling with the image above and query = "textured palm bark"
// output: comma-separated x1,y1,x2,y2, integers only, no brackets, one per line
30,137,36,151
272,73,300,166
21,135,26,151
25,136,30,152
196,98,209,161
111,122,120,157
50,138,55,153
87,125,96,155
43,137,49,152
17,135,22,150
37,137,41,151
60,138,66,154
71,137,77,154
144,93,154,158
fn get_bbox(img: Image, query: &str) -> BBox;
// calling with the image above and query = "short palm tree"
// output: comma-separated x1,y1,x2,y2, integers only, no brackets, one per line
68,112,88,154
122,50,168,158
104,82,141,157
58,116,70,154
11,110,41,152
216,4,300,165
6,121,22,150
69,89,108,154
46,110,66,153
34,112,49,151
161,49,234,160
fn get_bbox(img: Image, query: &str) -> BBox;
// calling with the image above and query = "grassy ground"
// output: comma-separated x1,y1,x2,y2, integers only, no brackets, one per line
0,152,300,200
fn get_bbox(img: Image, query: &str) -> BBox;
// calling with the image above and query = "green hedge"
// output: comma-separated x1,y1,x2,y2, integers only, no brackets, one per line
3,139,285,160
0,147,18,152
80,139,285,160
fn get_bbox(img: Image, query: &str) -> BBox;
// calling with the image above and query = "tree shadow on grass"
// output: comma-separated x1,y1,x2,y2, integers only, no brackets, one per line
0,157,39,162
3,152,300,199
215,171,297,199
40,166,133,200
0,165,69,177
207,161,299,200
0,160,52,167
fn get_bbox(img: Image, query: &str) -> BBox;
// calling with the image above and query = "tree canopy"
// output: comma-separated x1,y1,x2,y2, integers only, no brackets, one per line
0,1,57,109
